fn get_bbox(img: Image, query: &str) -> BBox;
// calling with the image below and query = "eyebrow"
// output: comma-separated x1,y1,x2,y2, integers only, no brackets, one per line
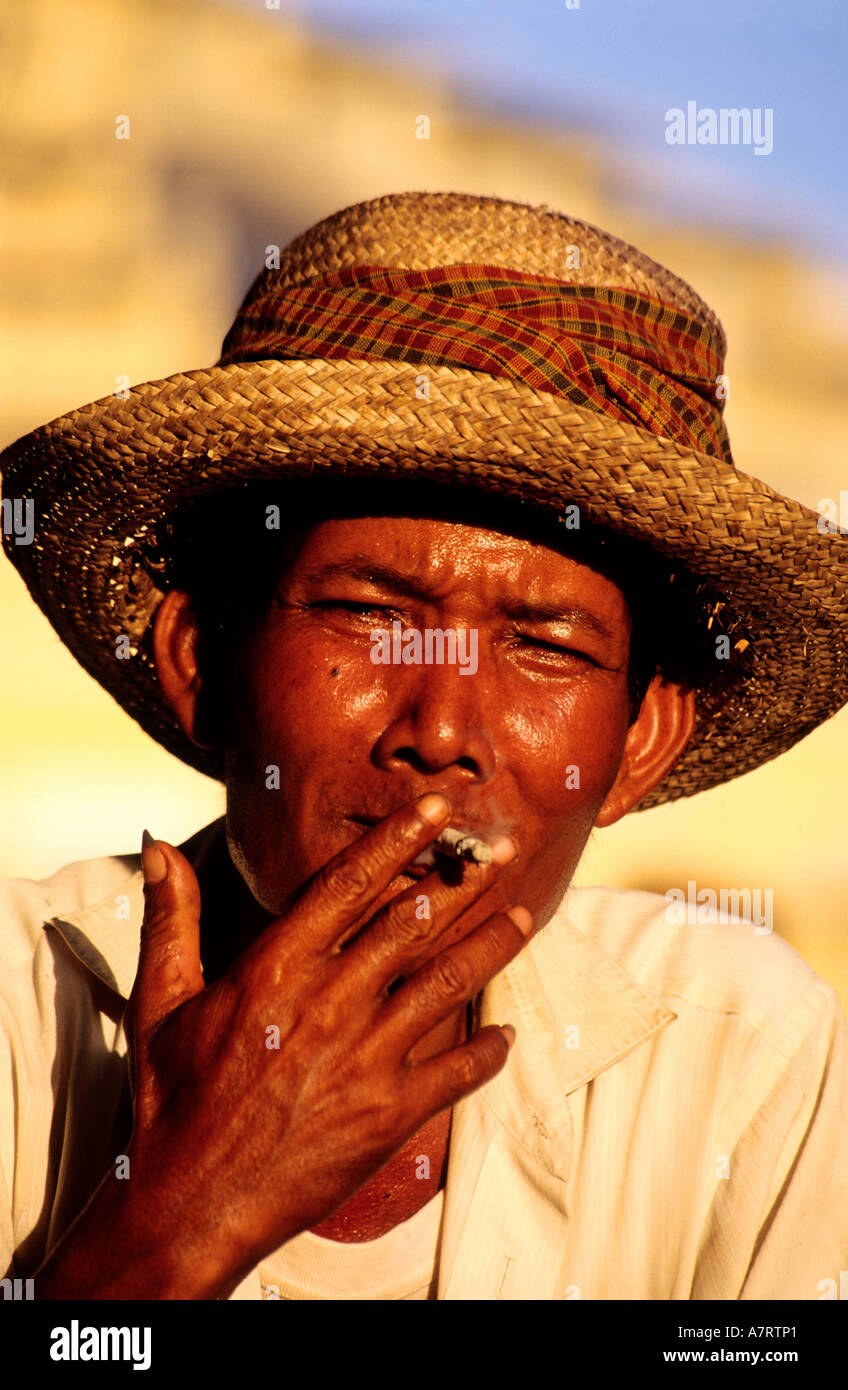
299,558,616,642
498,597,615,641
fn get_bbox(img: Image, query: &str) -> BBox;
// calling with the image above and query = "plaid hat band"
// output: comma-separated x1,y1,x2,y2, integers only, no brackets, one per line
219,262,732,462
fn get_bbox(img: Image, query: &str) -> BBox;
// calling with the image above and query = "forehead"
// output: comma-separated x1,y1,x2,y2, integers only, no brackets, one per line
280,512,631,621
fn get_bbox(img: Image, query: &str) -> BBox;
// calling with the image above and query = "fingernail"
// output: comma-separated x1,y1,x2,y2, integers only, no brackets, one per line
415,793,450,825
506,905,534,936
500,1024,516,1047
489,833,517,865
141,829,167,885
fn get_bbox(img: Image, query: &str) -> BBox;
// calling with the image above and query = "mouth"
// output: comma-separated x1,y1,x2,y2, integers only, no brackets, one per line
410,830,493,869
349,816,492,877
336,814,496,956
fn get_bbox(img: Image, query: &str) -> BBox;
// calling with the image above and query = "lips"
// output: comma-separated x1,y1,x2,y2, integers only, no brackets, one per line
411,831,488,869
350,816,486,871
348,814,487,884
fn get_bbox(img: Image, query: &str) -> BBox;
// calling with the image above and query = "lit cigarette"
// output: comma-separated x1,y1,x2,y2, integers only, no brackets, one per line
434,828,493,865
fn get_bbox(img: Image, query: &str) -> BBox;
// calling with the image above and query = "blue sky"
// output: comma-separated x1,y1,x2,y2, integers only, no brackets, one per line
237,0,847,262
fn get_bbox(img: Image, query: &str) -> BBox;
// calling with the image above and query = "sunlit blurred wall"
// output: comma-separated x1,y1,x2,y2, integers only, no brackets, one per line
1,0,846,1008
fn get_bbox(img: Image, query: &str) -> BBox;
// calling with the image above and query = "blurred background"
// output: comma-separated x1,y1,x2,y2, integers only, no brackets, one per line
1,0,847,1007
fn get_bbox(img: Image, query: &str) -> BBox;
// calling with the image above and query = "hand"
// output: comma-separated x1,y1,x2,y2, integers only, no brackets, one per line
118,793,532,1297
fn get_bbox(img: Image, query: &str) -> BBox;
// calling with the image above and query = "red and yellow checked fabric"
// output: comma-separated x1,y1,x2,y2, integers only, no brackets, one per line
219,263,731,461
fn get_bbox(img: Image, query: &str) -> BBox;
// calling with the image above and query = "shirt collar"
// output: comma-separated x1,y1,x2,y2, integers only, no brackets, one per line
45,821,224,1002
46,822,676,1151
472,890,676,1169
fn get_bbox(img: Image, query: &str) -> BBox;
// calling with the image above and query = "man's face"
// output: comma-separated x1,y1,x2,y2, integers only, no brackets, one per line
223,511,637,943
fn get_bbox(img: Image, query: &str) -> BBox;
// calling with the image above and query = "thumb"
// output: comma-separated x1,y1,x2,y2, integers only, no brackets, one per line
130,829,206,1038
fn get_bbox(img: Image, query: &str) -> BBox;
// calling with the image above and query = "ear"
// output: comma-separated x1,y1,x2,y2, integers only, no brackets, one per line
151,590,219,750
594,678,696,827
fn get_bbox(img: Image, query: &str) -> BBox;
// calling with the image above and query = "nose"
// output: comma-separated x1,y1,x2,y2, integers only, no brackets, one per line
371,658,496,784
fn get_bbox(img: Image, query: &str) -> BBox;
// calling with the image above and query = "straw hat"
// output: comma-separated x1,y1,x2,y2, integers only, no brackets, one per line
2,191,846,809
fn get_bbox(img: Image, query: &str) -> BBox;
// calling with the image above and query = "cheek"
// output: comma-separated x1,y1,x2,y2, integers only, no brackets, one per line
500,676,630,818
495,683,630,924
230,624,382,761
223,626,390,876
221,631,348,908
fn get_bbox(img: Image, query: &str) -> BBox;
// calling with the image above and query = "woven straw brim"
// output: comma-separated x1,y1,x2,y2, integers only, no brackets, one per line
2,355,847,810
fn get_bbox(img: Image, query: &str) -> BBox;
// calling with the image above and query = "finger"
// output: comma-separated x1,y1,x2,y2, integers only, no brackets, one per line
342,833,518,991
400,1024,515,1119
378,906,534,1057
128,831,206,1040
258,793,452,957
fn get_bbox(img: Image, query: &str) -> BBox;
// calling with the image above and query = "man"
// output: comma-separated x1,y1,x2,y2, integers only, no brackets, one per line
1,192,846,1300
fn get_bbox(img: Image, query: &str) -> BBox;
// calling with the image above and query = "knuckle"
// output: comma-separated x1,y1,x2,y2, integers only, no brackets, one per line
140,899,175,947
483,915,520,962
445,1035,504,1101
320,855,372,906
447,1048,482,1096
237,949,284,999
426,952,470,1001
379,900,432,951
307,988,344,1040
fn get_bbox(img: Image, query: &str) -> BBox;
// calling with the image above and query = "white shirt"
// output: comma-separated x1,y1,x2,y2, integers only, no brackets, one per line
2,819,846,1299
258,1190,444,1300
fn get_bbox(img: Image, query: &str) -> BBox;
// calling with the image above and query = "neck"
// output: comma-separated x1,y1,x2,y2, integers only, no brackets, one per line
183,819,275,981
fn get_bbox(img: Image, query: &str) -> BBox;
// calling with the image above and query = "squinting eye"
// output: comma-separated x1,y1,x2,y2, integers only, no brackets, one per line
317,601,391,617
517,634,596,663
